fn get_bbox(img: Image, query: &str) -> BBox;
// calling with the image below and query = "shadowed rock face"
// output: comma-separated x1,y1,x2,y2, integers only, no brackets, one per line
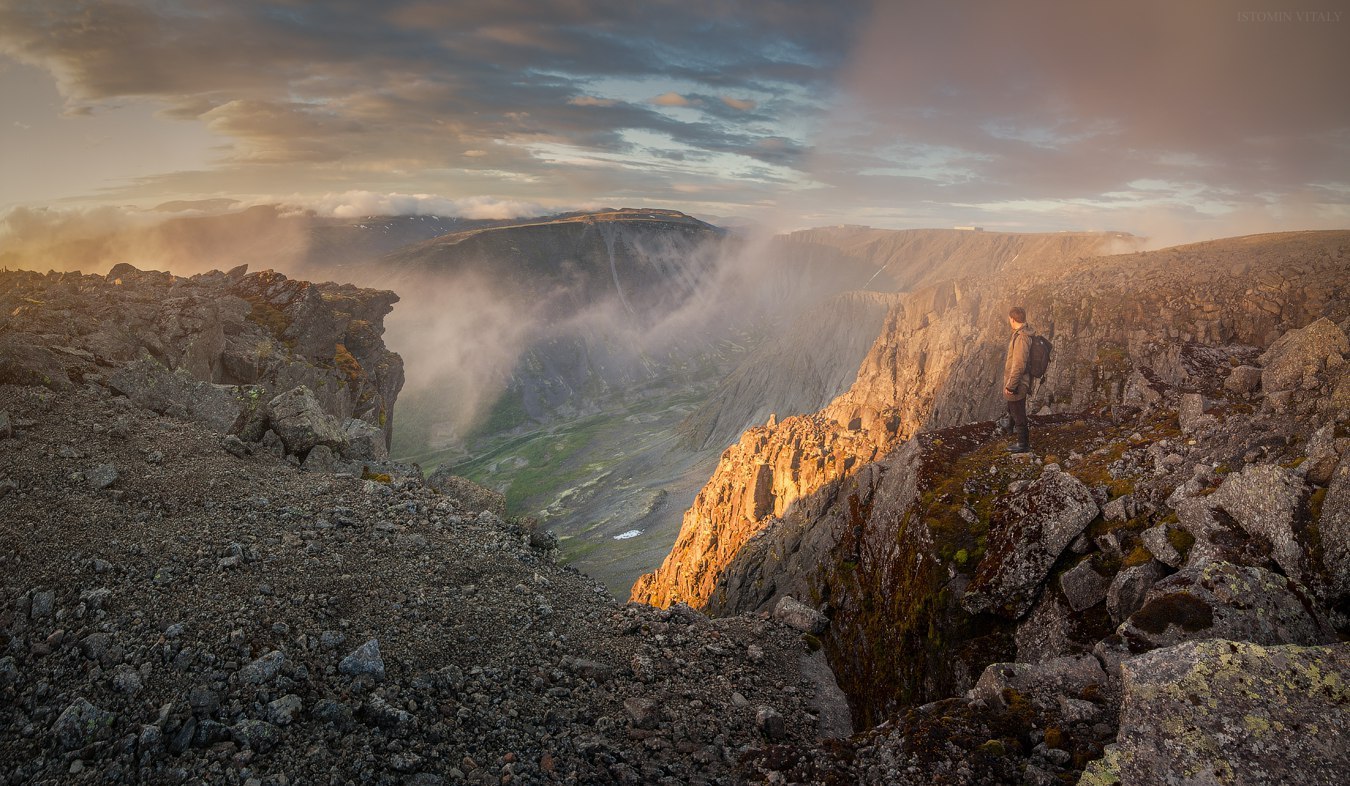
0,263,403,447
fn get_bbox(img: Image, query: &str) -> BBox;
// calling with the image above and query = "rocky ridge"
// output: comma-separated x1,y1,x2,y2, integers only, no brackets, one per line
0,263,404,456
634,230,1350,784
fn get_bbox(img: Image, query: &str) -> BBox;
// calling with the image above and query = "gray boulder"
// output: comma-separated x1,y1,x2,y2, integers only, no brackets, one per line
0,336,74,390
1300,423,1342,486
86,463,119,491
1014,594,1076,664
1118,562,1335,654
237,650,286,685
772,596,828,634
1208,464,1309,581
342,418,388,461
962,467,1099,619
1106,639,1349,786
339,639,385,680
1102,495,1133,522
967,655,1107,711
1259,317,1348,394
301,444,337,473
1059,558,1109,612
1178,393,1216,435
267,386,348,458
231,719,281,753
1139,524,1184,568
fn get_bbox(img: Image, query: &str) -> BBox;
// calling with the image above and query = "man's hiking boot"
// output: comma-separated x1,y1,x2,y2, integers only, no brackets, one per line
1006,424,1030,454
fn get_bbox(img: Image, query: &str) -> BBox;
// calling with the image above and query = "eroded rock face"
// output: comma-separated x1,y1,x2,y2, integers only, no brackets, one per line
962,468,1099,620
1117,562,1335,654
1109,639,1349,786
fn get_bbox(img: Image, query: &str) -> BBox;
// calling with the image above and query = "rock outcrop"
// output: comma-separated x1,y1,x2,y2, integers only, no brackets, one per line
0,264,403,451
636,230,1350,782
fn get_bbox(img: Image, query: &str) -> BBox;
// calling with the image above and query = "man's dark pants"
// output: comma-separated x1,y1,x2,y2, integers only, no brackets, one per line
1006,398,1029,448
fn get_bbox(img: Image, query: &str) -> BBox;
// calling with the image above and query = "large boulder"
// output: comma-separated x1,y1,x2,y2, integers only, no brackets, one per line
1208,464,1309,581
267,386,349,458
1102,639,1350,786
1258,317,1348,394
342,418,389,462
108,358,253,434
962,466,1099,619
967,655,1107,711
772,596,828,635
1117,562,1335,655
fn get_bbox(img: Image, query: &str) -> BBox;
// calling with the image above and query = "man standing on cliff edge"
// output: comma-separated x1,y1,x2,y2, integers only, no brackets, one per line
1003,306,1033,454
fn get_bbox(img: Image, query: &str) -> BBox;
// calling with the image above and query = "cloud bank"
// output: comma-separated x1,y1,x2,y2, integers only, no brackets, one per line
0,0,1346,234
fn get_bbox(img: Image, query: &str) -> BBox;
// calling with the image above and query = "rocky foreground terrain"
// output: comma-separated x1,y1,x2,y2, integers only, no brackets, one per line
0,264,851,785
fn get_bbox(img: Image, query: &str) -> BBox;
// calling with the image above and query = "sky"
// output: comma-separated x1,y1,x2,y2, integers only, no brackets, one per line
2,0,1348,238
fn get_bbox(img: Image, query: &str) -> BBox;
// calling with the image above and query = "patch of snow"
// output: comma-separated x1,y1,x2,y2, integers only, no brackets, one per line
612,530,642,541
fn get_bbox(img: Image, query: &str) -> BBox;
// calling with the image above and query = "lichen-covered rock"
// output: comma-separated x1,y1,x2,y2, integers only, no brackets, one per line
962,467,1099,619
1108,639,1349,786
1259,316,1349,394
1106,561,1166,626
1208,464,1309,581
1015,594,1076,663
1060,558,1109,612
51,697,116,751
425,467,506,516
1320,450,1350,598
967,655,1107,711
1117,562,1335,654
268,386,349,458
772,595,828,634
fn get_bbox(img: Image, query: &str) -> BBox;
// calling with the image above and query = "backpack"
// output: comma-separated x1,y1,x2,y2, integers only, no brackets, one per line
1028,334,1053,380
